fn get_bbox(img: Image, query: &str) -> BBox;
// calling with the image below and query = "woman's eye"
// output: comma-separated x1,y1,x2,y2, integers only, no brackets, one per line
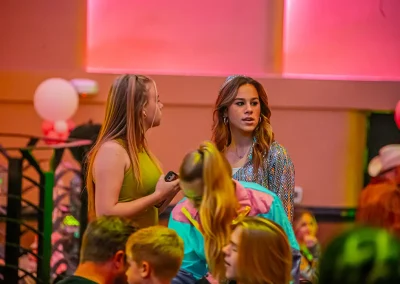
236,102,244,106
251,102,259,106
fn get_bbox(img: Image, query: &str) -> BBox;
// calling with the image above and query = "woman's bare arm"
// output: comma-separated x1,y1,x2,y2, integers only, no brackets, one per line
158,188,180,213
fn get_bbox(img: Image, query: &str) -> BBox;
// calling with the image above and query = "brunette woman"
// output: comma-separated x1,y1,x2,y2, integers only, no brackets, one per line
212,75,295,221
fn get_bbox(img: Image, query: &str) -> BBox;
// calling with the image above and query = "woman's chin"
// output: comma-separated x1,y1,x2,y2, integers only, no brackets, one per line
149,120,161,128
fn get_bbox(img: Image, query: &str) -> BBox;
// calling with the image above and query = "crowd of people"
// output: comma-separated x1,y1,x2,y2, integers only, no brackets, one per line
57,74,400,284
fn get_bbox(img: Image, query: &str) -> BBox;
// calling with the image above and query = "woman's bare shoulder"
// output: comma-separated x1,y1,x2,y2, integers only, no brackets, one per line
99,140,125,151
96,140,129,164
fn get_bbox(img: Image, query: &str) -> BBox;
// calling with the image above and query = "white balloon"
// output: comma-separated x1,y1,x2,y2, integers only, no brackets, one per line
54,120,68,133
34,78,78,121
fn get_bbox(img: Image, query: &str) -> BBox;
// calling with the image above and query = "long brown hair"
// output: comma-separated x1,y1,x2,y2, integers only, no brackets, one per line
179,141,239,280
236,217,292,283
86,74,159,220
211,75,274,175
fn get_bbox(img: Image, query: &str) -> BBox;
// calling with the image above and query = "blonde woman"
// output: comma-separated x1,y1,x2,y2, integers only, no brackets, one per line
293,210,320,283
223,217,292,284
168,141,300,284
86,75,180,228
212,75,295,221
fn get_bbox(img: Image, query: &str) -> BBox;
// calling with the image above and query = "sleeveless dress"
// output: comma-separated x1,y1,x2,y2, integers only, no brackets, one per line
114,139,162,228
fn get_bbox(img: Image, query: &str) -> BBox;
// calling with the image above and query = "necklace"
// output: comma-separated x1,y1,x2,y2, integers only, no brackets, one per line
234,145,251,159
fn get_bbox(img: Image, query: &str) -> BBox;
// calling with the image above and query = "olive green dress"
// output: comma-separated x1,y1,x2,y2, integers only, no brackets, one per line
115,139,162,228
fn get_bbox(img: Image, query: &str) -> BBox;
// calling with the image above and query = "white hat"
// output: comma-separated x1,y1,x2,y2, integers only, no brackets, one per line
368,144,400,177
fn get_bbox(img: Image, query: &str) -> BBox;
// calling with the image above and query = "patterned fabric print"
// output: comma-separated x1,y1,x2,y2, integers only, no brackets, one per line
232,141,295,221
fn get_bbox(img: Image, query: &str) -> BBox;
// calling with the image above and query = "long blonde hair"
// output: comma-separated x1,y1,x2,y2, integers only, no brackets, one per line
236,217,292,283
179,141,238,280
86,74,160,220
212,75,274,175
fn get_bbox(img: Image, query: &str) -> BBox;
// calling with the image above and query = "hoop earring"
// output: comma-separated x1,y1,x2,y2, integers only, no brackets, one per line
223,117,228,125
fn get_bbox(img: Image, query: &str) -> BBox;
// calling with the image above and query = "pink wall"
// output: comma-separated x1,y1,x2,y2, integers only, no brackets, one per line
0,0,399,212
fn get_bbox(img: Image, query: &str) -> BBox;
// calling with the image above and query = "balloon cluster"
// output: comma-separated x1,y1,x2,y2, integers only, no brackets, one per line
42,120,76,145
34,78,79,144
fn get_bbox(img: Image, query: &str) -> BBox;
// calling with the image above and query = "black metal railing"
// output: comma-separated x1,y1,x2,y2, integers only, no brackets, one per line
0,133,92,283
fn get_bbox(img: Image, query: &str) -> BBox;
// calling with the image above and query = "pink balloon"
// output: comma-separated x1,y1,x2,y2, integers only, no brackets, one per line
34,78,78,121
395,101,400,129
54,120,68,133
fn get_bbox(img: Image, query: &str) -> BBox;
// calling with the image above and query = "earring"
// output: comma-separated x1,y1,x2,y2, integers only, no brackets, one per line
223,117,228,125
143,111,147,118
259,117,262,123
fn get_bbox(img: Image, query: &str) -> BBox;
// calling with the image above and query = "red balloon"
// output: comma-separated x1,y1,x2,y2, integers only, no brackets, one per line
41,120,54,135
44,130,59,145
42,120,75,144
395,101,400,130
57,131,69,142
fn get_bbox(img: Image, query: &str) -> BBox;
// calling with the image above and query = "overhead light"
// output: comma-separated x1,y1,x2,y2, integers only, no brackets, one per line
70,79,99,97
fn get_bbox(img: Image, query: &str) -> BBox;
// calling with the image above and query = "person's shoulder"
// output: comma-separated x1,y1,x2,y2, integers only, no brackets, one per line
99,140,126,153
239,180,274,195
268,141,290,157
237,181,276,212
96,140,128,162
170,198,195,224
55,275,97,284
266,141,294,170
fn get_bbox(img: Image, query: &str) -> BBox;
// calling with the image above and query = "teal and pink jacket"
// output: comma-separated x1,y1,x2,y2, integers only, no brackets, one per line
168,180,301,284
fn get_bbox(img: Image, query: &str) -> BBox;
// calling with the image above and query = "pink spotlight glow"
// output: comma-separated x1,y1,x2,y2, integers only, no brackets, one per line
283,0,400,81
86,0,272,76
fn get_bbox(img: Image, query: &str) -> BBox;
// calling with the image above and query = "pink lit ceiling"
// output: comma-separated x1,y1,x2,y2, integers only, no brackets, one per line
87,0,400,80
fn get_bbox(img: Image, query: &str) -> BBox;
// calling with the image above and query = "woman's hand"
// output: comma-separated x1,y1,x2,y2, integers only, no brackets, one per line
154,175,180,202
304,235,318,249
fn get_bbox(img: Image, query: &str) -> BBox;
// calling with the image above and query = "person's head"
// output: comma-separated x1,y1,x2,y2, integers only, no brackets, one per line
212,75,274,173
80,216,137,283
319,226,400,284
223,217,292,283
356,184,400,238
179,141,239,280
86,74,163,219
125,226,184,284
293,209,318,242
368,144,400,185
379,165,400,184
